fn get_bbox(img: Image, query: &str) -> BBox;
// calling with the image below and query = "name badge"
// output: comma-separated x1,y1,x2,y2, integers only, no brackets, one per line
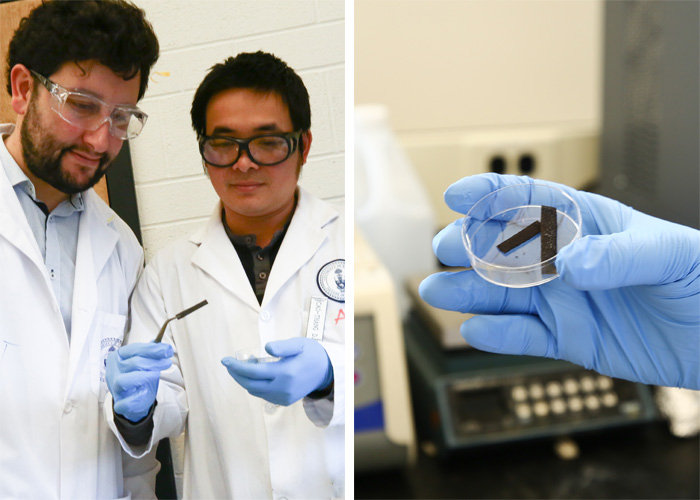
306,297,328,341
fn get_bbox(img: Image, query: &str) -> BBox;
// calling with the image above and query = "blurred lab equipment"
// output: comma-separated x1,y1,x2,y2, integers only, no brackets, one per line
404,275,658,456
596,0,699,230
355,105,437,317
355,228,416,471
655,387,700,438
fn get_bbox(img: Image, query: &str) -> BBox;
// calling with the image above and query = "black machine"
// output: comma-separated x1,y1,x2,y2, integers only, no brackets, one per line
597,0,699,229
404,278,658,457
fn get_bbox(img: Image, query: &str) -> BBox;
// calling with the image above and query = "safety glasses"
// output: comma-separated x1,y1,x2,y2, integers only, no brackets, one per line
30,70,148,140
199,131,302,167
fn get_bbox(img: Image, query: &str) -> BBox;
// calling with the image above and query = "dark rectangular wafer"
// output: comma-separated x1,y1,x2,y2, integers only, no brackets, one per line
497,220,541,254
540,205,557,274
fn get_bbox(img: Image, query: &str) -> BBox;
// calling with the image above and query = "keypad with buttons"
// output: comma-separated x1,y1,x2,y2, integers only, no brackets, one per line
505,373,622,423
448,369,647,438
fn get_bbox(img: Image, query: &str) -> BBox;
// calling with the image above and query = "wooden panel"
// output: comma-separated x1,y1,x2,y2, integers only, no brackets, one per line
0,0,42,124
0,0,109,204
93,177,110,204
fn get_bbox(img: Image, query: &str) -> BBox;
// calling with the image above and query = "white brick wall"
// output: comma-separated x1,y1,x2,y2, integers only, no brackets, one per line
130,0,345,260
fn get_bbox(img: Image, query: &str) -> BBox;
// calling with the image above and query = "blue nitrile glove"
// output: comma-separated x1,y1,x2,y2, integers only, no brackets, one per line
221,337,333,406
106,343,174,422
420,173,700,389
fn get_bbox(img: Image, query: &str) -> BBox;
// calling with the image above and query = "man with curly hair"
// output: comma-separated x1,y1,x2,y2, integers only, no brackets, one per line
0,1,159,498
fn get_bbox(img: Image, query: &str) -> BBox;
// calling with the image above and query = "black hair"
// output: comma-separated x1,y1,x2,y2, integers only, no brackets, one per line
190,51,311,139
6,0,159,100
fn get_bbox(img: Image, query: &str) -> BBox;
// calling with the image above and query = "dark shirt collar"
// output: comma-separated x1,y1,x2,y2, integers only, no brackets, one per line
223,218,289,251
221,192,298,305
221,191,298,250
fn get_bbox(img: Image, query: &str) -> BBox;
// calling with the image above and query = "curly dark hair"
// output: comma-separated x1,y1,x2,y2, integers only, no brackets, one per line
6,0,159,100
191,51,311,140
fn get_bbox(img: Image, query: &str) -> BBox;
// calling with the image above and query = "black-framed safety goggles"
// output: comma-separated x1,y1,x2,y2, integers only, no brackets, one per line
199,131,302,167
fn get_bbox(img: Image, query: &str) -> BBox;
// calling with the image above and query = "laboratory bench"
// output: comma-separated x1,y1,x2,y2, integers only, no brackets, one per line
354,421,699,499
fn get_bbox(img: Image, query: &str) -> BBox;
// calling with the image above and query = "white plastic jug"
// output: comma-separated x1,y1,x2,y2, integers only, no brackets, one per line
355,105,438,317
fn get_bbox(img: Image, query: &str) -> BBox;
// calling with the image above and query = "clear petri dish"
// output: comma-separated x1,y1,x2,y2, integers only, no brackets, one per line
461,182,581,288
234,347,280,364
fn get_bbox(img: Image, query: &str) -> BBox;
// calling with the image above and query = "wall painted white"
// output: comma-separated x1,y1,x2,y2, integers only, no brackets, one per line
355,0,602,231
130,0,345,260
355,0,602,133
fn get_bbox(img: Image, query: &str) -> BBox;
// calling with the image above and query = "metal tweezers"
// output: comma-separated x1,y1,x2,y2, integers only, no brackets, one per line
154,299,209,343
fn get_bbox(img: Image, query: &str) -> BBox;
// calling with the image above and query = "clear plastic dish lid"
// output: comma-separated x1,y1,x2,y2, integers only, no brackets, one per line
461,182,582,288
235,347,280,364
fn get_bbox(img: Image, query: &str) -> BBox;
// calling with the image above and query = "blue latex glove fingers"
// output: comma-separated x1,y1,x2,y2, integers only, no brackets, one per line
443,173,569,215
443,173,507,214
432,220,472,267
220,358,273,399
265,337,334,396
264,337,308,357
111,370,162,421
118,341,174,360
220,358,284,400
220,357,274,381
112,343,173,372
221,338,333,406
425,173,700,389
419,269,534,315
221,357,291,405
106,342,173,422
558,213,700,289
460,314,554,358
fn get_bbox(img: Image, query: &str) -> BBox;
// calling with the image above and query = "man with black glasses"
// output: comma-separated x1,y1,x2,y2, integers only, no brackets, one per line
105,52,345,498
0,1,159,498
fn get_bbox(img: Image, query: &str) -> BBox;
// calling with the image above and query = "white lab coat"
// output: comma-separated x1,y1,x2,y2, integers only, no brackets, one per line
108,188,345,499
0,124,157,499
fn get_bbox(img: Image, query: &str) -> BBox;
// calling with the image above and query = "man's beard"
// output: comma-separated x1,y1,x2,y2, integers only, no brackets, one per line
20,99,113,195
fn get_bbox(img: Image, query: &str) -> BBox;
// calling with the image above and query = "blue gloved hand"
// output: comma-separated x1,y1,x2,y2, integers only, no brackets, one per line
221,338,333,406
420,173,700,389
106,343,174,422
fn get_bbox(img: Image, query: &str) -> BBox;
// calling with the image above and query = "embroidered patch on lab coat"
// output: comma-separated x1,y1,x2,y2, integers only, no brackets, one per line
100,337,122,382
317,259,345,303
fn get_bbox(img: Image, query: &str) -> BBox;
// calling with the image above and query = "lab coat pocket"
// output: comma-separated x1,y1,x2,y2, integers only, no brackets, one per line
0,337,20,374
89,311,127,402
